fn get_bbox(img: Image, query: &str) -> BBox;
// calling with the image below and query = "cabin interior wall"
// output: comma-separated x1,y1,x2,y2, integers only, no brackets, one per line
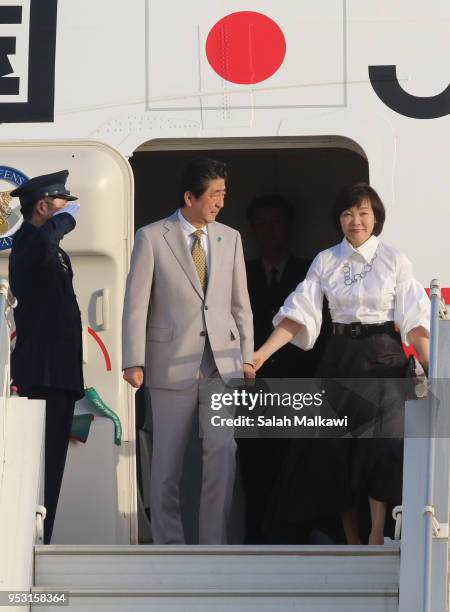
130,147,369,258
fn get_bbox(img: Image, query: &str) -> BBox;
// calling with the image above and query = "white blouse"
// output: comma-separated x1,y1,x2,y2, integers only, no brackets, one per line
273,235,430,350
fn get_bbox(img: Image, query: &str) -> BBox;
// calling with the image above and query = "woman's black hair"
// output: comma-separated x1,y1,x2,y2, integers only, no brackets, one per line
179,157,228,206
332,182,386,236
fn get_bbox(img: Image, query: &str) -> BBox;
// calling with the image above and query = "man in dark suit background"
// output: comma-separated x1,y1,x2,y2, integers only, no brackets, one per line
9,170,83,544
246,195,324,379
240,194,328,543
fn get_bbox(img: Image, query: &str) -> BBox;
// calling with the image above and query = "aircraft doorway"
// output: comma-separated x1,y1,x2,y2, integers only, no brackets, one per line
129,138,369,544
131,139,369,259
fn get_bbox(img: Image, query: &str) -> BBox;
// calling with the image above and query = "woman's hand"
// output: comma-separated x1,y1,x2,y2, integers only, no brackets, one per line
419,359,429,377
253,318,304,373
253,349,269,372
408,326,430,375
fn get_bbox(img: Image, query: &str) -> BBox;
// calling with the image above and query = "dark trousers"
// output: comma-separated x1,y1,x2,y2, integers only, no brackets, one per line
238,438,289,544
43,391,75,544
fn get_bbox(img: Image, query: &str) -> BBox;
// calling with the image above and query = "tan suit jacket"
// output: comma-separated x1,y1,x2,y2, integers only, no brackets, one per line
122,211,253,389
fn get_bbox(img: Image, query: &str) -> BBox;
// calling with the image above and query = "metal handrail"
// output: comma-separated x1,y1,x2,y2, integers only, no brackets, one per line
0,278,16,487
423,279,443,612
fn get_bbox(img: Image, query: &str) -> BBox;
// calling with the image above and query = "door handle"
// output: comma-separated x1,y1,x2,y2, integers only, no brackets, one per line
98,288,110,331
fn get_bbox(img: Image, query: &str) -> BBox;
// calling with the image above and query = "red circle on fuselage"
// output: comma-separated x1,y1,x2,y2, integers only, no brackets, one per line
205,11,286,85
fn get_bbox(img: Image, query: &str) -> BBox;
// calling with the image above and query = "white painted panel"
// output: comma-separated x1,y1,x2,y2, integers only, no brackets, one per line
0,0,30,103
0,397,45,591
350,0,450,95
147,0,345,111
34,546,399,590
52,418,119,544
32,590,399,612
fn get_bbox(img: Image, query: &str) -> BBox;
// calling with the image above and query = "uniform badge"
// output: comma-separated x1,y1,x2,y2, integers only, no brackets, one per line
58,252,69,273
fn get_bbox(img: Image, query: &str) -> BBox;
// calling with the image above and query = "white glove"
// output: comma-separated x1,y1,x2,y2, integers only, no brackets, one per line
53,202,80,221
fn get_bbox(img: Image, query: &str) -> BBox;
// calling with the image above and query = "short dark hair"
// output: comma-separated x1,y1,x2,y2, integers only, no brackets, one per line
246,194,295,226
21,196,55,221
332,182,386,236
20,203,34,220
179,157,228,206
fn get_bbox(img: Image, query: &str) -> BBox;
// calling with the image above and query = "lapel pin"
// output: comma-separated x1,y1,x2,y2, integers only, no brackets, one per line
218,236,222,242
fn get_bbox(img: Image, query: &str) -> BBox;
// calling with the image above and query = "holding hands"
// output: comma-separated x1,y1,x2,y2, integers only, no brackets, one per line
243,362,256,380
253,318,304,373
253,348,268,372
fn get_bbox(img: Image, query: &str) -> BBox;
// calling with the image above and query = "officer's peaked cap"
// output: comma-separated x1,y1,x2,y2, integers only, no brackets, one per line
10,169,78,208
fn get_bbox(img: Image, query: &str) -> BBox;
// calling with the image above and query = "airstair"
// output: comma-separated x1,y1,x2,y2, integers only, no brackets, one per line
1,279,449,612
32,545,399,611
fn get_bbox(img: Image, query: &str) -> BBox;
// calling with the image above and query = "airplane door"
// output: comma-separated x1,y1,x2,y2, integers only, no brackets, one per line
0,141,136,544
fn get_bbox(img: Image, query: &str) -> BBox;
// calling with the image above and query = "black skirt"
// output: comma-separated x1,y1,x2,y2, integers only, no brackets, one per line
267,327,408,526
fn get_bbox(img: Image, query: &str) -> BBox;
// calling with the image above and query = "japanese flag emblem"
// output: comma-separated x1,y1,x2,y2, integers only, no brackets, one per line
147,0,346,111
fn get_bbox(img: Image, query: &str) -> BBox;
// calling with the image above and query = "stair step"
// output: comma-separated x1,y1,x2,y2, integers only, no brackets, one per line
31,586,399,612
34,545,400,590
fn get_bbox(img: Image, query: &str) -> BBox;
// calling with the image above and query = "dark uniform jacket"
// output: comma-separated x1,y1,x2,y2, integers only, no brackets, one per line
246,255,330,378
9,214,84,399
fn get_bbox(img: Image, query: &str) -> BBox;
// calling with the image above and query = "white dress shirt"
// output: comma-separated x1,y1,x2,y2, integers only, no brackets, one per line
262,257,288,286
177,208,210,273
273,235,430,350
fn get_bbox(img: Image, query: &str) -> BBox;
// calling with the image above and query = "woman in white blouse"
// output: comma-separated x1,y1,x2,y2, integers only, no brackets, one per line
254,183,430,545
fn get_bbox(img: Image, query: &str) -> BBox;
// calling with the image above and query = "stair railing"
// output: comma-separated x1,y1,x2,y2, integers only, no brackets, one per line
0,279,46,608
399,279,450,612
0,278,16,487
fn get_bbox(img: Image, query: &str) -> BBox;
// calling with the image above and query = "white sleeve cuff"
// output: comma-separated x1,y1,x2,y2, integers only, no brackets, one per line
395,278,430,345
272,279,323,350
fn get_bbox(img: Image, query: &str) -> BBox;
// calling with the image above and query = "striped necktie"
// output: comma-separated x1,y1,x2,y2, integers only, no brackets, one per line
191,229,207,291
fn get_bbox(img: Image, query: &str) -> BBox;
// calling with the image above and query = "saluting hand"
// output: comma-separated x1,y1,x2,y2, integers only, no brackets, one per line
53,201,81,220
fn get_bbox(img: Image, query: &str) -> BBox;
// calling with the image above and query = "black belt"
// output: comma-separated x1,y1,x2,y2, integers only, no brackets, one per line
332,321,396,339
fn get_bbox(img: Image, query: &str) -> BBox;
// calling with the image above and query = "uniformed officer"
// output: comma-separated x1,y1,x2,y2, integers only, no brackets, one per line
9,170,83,544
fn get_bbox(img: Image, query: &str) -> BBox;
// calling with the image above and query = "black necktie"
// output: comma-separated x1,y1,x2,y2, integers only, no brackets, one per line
269,267,279,290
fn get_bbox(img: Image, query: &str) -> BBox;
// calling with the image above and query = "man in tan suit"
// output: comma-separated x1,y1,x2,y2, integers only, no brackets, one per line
122,158,254,544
